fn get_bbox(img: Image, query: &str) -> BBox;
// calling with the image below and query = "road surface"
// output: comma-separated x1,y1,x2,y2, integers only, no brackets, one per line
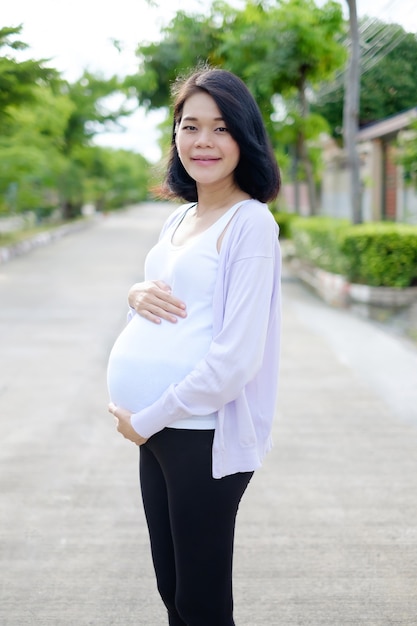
1,202,417,625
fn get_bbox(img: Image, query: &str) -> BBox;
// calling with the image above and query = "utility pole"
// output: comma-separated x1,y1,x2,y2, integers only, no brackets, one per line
343,0,362,223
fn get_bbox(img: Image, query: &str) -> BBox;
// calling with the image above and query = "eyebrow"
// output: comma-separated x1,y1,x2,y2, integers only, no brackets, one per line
182,115,225,122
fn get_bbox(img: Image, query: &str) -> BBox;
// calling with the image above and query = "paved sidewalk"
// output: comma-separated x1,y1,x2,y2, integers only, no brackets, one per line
1,203,417,625
238,267,417,625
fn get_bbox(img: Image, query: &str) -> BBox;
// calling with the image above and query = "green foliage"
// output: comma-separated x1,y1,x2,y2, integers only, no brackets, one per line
258,0,346,91
0,29,150,219
290,215,349,274
125,10,224,110
313,21,417,137
82,147,150,210
0,141,60,215
340,223,417,287
125,0,346,188
359,25,417,125
61,71,128,154
270,210,298,239
0,26,58,131
290,216,417,287
0,86,70,214
397,120,417,187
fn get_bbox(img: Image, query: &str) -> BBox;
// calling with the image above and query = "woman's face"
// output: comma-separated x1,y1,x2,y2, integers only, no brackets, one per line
175,91,240,191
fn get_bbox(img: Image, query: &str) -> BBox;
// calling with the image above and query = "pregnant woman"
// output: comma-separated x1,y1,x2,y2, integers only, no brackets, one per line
107,67,282,626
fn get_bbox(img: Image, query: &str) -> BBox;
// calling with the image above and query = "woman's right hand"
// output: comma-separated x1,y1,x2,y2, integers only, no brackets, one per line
128,280,187,324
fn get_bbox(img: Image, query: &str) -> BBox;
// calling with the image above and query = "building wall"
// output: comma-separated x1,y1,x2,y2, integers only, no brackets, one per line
280,183,310,216
384,144,398,220
321,164,351,219
397,169,417,224
320,134,417,224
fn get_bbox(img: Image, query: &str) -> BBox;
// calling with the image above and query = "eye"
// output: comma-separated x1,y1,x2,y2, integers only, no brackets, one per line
215,127,229,133
182,124,197,131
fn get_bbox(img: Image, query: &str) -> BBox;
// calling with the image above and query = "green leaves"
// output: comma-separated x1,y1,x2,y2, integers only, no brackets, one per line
0,26,149,217
313,21,417,137
340,223,417,288
0,26,58,130
290,216,350,275
290,216,417,287
397,119,417,187
123,0,346,206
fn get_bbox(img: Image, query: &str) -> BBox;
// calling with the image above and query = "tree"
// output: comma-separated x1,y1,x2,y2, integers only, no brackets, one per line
61,71,129,155
266,0,346,214
0,85,73,215
124,9,224,110
360,24,417,123
0,27,151,218
0,26,58,131
57,71,135,218
80,147,150,211
0,74,150,217
313,21,417,136
126,0,346,214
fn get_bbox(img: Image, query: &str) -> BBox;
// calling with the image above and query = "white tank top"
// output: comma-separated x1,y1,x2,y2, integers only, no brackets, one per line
107,201,244,430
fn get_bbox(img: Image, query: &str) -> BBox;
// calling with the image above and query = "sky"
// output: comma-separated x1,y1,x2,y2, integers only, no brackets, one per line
3,0,417,162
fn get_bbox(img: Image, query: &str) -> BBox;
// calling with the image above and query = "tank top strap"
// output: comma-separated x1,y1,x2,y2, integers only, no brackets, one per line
205,199,249,241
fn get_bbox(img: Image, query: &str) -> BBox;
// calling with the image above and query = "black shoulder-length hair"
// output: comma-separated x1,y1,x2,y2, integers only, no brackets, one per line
162,67,281,203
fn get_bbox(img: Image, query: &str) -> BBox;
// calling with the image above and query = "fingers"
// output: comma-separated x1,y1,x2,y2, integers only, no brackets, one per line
153,280,172,292
139,300,186,324
109,403,128,437
130,280,187,324
146,282,186,312
108,403,146,446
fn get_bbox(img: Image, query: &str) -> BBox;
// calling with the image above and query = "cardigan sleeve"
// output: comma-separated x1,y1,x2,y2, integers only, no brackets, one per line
130,210,281,438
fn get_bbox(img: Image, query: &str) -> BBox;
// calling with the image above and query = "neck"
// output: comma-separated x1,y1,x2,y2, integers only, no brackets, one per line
195,182,250,215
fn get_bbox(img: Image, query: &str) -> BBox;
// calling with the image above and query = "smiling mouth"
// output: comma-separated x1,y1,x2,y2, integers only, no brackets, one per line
192,157,220,162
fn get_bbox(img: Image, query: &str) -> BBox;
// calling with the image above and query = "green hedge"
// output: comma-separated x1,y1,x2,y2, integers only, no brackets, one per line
289,216,417,288
340,223,417,288
289,216,349,275
269,210,298,239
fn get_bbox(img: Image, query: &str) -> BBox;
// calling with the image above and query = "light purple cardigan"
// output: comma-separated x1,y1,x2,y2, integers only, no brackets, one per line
131,199,282,478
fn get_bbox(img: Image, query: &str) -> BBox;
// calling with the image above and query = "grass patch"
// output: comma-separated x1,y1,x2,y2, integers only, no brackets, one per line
0,220,72,247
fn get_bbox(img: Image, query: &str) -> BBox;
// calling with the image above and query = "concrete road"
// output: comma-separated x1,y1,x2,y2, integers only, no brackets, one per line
1,203,417,625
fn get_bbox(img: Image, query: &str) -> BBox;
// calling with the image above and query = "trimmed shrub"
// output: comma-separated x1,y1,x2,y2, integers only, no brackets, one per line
270,210,298,239
290,216,349,275
340,223,417,287
290,216,417,288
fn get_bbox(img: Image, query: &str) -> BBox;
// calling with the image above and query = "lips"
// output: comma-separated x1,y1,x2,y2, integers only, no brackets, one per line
191,155,220,163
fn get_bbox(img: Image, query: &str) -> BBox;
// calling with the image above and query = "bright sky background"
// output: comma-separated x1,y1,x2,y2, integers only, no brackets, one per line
3,0,417,161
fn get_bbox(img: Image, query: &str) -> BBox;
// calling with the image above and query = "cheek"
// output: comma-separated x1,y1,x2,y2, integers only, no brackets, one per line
228,143,240,168
227,137,240,160
175,134,190,159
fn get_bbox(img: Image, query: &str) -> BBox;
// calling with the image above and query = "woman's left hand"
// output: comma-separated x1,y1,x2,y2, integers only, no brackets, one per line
108,402,148,446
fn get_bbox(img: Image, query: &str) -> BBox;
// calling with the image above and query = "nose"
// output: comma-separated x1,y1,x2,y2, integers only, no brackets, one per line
194,129,213,148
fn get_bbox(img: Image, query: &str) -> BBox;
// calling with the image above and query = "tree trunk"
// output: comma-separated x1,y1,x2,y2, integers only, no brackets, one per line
291,144,301,214
343,0,362,224
299,73,317,215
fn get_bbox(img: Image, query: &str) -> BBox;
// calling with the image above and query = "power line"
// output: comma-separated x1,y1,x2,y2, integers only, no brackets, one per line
315,0,413,100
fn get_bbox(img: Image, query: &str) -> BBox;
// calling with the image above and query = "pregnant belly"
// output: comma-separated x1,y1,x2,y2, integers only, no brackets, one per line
107,354,192,413
107,315,209,413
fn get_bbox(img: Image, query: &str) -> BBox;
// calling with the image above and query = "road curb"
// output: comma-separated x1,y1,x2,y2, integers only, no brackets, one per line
0,216,99,265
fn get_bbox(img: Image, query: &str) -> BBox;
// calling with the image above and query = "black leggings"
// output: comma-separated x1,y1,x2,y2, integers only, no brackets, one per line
139,428,253,626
